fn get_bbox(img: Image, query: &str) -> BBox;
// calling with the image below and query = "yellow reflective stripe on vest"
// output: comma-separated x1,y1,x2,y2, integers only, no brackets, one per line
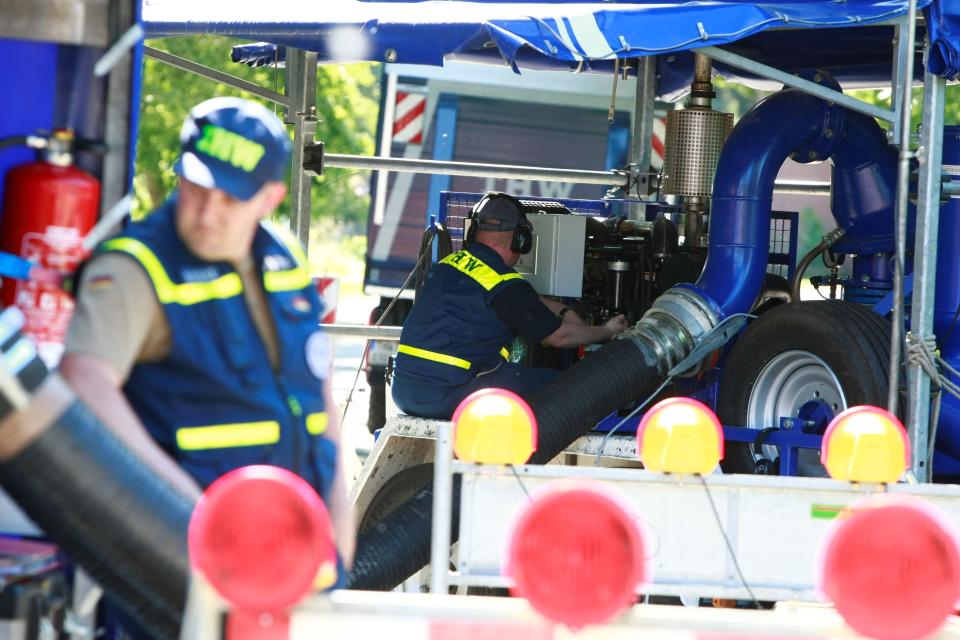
500,347,510,360
264,268,312,292
439,250,522,291
306,412,329,435
398,344,472,370
176,421,280,450
102,238,243,305
261,221,313,292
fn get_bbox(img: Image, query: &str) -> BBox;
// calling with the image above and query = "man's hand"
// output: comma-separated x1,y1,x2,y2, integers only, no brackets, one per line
543,312,629,349
604,314,628,338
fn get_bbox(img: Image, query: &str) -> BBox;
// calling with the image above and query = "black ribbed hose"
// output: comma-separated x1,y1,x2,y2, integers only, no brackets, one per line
347,337,662,590
0,135,28,151
0,399,194,639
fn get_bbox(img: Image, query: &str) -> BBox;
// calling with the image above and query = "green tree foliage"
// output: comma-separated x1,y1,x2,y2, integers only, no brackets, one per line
135,35,380,230
851,84,960,132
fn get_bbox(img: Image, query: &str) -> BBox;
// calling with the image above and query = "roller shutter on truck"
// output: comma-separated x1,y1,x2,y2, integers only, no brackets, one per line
364,90,635,295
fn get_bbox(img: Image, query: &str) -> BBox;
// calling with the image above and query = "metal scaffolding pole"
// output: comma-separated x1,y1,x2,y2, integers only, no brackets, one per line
630,56,658,201
701,46,897,124
318,152,910,199
285,49,318,252
890,16,913,144
907,60,947,482
316,152,626,187
143,46,289,107
319,324,402,341
888,0,919,417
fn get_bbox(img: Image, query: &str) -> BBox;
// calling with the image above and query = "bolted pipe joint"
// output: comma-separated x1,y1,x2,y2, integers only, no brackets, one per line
620,285,721,377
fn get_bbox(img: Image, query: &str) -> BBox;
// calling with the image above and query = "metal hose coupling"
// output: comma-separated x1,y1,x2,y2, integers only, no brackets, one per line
618,286,721,377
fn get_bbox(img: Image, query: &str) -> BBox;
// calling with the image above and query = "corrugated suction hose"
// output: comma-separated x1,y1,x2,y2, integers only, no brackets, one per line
0,308,193,639
0,395,193,638
347,337,663,590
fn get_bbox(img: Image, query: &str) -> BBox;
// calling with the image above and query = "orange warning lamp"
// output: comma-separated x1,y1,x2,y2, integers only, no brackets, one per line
452,388,537,464
637,397,724,475
506,483,646,628
821,405,909,483
819,497,960,640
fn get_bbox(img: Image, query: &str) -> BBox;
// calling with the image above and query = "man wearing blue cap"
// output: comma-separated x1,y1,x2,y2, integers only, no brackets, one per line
61,97,354,571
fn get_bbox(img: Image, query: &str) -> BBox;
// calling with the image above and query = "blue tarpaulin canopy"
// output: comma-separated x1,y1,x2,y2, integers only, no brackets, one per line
142,0,960,87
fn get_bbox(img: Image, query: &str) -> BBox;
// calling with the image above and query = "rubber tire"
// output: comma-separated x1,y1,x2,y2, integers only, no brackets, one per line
358,463,434,533
717,300,893,474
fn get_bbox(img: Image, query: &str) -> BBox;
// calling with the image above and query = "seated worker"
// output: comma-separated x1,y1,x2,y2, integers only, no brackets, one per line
59,97,354,572
392,192,628,419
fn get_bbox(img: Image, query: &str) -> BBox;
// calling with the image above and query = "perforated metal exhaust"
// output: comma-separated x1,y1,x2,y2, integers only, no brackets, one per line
662,54,734,247
662,109,733,198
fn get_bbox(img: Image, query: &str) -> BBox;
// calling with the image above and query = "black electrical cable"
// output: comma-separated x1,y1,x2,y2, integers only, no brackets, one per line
697,475,761,610
940,302,960,352
339,223,453,426
414,222,453,296
509,464,532,501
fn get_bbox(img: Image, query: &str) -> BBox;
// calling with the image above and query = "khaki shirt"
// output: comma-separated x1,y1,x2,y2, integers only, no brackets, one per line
65,252,280,379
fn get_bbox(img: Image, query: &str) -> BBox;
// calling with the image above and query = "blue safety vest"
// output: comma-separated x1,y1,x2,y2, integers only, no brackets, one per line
97,198,336,499
395,242,520,386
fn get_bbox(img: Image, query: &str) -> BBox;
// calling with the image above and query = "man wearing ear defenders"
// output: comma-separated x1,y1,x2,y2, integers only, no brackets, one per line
392,192,628,419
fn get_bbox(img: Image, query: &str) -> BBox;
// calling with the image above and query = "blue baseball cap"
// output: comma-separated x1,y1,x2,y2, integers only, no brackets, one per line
175,97,292,201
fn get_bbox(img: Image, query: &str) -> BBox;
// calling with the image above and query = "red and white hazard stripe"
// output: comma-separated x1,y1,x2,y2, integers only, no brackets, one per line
651,116,666,170
393,91,427,145
315,276,339,324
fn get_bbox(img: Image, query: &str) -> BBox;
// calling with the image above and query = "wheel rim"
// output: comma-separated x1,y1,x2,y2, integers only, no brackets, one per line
745,350,847,475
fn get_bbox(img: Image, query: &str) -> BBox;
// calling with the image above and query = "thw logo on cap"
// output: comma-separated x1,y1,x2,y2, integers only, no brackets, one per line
176,97,292,201
195,125,266,173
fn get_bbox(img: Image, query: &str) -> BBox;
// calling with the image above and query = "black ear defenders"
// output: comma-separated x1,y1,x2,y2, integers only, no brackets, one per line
465,192,534,255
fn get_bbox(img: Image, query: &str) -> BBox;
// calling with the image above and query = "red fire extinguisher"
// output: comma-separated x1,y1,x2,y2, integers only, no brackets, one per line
0,129,100,365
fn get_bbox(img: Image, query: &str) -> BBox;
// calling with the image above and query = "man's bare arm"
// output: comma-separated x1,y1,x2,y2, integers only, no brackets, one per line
542,313,629,349
59,353,201,500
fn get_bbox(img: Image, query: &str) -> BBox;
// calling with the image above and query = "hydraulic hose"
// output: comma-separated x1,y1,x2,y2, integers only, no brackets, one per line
789,227,846,302
0,135,28,151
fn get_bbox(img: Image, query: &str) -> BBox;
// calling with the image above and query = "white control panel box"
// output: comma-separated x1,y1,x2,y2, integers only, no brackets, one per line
514,213,586,297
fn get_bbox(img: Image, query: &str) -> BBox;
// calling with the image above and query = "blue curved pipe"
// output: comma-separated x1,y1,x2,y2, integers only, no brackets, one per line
831,110,903,255
690,86,897,317
933,127,960,460
691,88,843,316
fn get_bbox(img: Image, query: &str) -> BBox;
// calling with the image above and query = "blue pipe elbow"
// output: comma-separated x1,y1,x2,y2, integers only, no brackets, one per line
691,89,844,316
936,366,960,460
830,110,903,255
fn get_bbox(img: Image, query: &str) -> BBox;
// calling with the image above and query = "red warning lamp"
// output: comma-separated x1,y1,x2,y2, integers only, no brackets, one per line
188,466,338,639
819,497,960,640
505,483,646,628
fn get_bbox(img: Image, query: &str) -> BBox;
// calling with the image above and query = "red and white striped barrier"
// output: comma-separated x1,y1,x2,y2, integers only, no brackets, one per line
393,91,427,145
315,276,339,324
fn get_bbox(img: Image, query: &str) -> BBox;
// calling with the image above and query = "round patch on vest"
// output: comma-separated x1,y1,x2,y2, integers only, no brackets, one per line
291,295,312,313
305,331,332,380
